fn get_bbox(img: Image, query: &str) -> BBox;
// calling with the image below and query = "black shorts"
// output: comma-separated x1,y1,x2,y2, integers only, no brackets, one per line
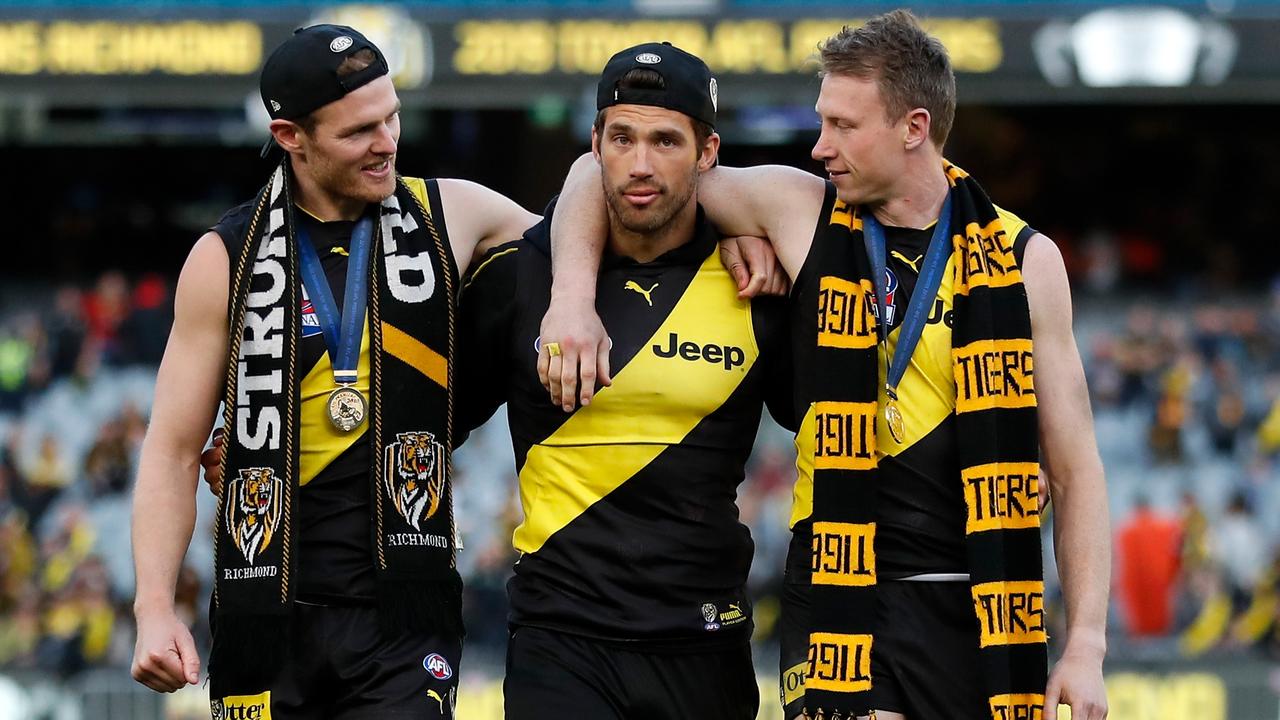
504,626,759,720
779,580,985,719
208,602,462,720
867,581,986,719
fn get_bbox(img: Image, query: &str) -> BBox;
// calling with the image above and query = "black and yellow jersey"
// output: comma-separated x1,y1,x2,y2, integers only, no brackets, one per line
212,177,451,602
458,200,791,648
786,182,1033,580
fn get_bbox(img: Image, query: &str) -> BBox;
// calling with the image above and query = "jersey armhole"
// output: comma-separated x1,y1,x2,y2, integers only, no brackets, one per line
1012,224,1035,270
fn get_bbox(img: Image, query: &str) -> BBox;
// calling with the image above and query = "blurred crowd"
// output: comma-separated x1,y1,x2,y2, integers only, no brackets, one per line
3,266,1280,680
0,272,170,414
0,271,172,677
1093,283,1280,660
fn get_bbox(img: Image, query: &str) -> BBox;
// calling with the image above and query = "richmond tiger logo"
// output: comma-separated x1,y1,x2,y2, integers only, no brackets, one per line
384,431,446,531
225,468,283,565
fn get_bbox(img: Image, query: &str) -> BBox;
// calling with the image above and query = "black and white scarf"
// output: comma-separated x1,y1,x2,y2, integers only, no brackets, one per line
210,163,462,686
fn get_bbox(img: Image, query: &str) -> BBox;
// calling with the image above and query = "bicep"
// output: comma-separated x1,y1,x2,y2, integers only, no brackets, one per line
142,233,230,470
437,179,539,275
1023,234,1100,481
700,165,824,279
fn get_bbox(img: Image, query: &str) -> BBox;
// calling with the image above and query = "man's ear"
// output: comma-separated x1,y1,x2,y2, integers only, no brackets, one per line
269,119,305,154
698,132,721,172
591,124,602,162
903,108,931,151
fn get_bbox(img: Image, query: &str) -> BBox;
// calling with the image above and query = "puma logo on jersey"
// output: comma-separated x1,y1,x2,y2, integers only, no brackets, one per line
330,246,349,257
624,280,659,306
653,332,745,370
426,689,445,713
891,250,924,274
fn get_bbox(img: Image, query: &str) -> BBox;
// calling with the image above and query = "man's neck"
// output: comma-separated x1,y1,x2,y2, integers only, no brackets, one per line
607,201,698,263
291,162,365,222
868,156,950,230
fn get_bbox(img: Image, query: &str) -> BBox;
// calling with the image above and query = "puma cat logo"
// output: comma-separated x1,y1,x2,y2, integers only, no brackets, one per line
891,250,924,274
624,280,659,306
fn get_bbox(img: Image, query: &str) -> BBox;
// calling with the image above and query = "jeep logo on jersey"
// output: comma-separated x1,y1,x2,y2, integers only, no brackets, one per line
423,652,453,680
652,332,745,370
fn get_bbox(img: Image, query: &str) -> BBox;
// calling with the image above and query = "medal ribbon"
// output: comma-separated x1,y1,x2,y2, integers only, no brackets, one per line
296,215,374,385
863,192,952,409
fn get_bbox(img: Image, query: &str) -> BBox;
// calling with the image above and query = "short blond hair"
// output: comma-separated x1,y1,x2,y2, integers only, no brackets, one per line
819,10,956,147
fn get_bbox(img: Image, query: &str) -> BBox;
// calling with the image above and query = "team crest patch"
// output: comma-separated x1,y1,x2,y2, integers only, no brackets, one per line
701,603,717,623
225,468,283,565
212,691,271,720
384,431,447,531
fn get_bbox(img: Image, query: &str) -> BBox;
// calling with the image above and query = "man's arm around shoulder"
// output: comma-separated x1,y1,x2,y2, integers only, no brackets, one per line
435,178,540,277
131,232,229,693
1023,234,1110,720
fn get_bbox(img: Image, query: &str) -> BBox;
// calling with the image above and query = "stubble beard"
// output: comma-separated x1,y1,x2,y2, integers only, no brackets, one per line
603,166,698,236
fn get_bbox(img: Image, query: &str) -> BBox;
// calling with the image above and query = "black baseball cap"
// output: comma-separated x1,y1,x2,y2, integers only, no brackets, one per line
259,24,389,121
597,42,718,128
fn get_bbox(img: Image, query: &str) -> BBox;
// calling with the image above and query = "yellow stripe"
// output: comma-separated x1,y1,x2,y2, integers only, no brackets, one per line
817,276,877,350
953,217,1022,296
812,401,877,471
988,693,1044,720
513,250,756,554
970,580,1047,647
805,632,872,693
298,314,370,486
464,247,519,289
811,521,876,586
963,462,1041,534
382,321,448,389
780,661,807,707
953,338,1036,414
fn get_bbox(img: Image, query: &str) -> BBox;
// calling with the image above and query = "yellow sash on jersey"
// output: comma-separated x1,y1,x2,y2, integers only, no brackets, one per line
514,248,758,554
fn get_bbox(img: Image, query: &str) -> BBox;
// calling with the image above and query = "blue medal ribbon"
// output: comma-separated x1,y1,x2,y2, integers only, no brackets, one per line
863,192,952,412
296,216,374,385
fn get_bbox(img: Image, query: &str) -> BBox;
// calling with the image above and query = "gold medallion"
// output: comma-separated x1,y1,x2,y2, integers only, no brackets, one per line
327,386,366,433
885,399,905,444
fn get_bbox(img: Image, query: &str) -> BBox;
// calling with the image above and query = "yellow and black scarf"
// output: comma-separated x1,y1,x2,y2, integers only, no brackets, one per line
805,162,1046,718
210,163,462,687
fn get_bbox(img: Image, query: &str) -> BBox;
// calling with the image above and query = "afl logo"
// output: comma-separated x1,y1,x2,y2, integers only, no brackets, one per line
882,269,899,326
423,653,453,680
636,52,662,64
330,35,354,53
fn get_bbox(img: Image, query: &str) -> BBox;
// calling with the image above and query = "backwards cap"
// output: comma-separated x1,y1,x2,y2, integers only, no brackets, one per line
596,42,717,128
260,24,389,121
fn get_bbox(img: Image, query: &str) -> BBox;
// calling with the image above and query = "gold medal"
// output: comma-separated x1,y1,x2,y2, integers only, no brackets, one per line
327,386,367,433
885,399,905,444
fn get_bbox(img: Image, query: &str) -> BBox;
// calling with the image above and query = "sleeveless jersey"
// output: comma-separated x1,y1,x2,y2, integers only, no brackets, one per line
787,182,1032,578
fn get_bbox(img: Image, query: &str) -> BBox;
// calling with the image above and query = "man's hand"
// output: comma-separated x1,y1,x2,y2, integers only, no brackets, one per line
1045,649,1108,720
131,606,200,692
537,295,612,412
720,235,789,299
201,428,225,496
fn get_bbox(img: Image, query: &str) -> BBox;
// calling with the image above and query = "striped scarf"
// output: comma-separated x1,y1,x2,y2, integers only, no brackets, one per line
805,161,1046,718
210,163,462,688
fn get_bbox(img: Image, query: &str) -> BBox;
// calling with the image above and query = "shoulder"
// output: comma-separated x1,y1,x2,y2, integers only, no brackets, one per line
209,198,258,250
463,239,526,292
